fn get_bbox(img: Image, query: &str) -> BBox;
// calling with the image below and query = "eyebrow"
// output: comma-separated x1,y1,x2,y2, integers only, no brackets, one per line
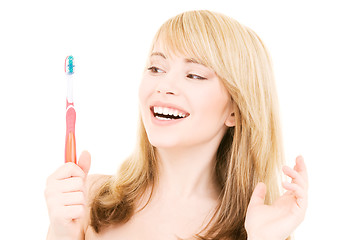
151,52,166,59
185,58,207,67
150,51,207,67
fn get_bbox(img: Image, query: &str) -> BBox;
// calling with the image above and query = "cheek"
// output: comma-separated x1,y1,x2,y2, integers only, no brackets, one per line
138,77,155,127
138,78,151,106
193,87,229,123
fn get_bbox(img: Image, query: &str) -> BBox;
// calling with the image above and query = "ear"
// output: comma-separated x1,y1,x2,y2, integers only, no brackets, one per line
225,111,235,127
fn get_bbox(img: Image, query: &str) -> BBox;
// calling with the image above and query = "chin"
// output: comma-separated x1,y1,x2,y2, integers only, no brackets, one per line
146,130,189,149
147,136,180,149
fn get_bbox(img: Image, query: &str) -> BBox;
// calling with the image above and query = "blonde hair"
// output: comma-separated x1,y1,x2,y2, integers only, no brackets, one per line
91,10,286,240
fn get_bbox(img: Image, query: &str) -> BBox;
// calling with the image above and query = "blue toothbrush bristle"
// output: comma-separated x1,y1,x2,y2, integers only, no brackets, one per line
66,55,75,74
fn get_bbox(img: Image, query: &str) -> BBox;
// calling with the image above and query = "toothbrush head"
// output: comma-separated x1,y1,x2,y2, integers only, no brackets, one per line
65,55,75,75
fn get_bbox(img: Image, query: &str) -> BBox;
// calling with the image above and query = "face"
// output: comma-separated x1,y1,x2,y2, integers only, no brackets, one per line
139,40,235,150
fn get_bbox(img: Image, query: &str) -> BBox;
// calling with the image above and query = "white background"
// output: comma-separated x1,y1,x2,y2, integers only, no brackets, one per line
0,0,343,239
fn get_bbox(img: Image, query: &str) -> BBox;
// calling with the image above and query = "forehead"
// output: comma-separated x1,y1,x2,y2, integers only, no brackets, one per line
151,38,185,58
150,51,209,70
150,38,207,67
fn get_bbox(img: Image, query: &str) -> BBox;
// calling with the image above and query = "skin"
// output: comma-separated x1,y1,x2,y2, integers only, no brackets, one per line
138,41,235,201
45,40,308,240
245,156,308,240
45,151,91,240
86,42,237,239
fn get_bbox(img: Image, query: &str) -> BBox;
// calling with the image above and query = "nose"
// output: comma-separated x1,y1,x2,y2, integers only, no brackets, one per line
155,72,179,95
156,89,175,95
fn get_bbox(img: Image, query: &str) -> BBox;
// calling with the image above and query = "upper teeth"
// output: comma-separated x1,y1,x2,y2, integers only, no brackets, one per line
153,106,187,118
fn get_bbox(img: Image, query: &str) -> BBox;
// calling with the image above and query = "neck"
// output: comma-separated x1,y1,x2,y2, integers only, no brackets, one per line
154,140,222,202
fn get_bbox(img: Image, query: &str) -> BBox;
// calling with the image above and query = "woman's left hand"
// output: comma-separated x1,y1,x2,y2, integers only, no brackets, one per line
245,155,308,240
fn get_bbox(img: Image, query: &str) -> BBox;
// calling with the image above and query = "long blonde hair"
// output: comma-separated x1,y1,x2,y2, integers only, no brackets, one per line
91,10,286,240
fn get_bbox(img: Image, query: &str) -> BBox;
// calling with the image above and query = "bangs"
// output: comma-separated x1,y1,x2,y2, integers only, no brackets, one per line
150,11,219,70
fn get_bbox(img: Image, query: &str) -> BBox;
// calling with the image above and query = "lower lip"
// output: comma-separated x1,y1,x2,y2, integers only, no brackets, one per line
150,111,188,126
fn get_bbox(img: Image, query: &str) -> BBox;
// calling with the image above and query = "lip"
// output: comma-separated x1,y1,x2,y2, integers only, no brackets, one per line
149,101,190,126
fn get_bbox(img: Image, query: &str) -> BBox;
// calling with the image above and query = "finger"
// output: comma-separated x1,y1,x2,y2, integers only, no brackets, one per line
60,191,85,206
248,182,266,208
78,151,91,176
62,205,85,221
58,177,85,193
51,162,86,180
294,155,308,182
282,182,306,200
282,181,307,208
282,166,307,190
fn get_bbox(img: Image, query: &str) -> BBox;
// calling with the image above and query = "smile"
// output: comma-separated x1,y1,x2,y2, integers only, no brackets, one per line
150,106,190,121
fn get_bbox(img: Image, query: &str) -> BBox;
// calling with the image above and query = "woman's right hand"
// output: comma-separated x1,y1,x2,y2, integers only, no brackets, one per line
45,151,91,240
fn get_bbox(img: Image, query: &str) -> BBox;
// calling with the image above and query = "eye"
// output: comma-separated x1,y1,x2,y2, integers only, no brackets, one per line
148,66,164,74
187,74,207,80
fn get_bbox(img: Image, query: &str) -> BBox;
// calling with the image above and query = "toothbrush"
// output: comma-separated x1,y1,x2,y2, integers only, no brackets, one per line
65,55,77,164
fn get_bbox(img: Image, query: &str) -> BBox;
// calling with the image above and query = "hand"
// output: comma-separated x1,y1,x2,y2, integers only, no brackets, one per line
245,156,308,240
45,151,91,239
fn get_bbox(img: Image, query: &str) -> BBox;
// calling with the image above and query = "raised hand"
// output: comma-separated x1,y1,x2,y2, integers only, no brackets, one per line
245,156,308,240
45,151,91,240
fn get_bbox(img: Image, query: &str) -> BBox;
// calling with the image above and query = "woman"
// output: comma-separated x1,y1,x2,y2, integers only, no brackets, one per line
45,10,308,240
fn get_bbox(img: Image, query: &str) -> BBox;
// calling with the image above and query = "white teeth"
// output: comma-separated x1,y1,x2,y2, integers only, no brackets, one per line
163,108,169,115
153,106,187,118
173,109,179,117
156,116,172,121
167,109,175,116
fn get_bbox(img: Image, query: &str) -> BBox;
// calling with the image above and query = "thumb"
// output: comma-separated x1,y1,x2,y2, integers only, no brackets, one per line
77,150,91,176
248,182,267,208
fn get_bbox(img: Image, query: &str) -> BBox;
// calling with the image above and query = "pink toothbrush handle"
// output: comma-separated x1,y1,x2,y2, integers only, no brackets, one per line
65,101,76,163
